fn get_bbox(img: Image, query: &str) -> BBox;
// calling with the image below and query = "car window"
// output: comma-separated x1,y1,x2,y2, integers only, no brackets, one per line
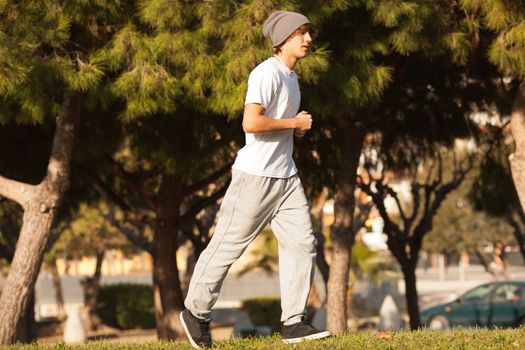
462,284,493,302
494,284,523,302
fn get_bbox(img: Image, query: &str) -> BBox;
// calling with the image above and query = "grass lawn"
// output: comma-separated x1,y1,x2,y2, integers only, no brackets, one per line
1,329,524,350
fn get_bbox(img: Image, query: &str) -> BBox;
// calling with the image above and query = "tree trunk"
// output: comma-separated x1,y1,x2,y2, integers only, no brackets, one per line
181,246,197,299
326,236,351,332
473,248,494,275
17,291,36,343
50,259,66,320
507,210,525,265
326,119,366,334
80,250,104,331
0,91,83,344
153,175,185,339
401,264,421,329
313,200,330,286
510,79,525,214
514,229,525,265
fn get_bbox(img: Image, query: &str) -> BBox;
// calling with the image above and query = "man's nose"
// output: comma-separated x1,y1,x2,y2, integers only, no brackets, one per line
304,32,312,44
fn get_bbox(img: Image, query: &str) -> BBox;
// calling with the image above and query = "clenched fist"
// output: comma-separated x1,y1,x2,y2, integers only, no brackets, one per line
294,111,312,137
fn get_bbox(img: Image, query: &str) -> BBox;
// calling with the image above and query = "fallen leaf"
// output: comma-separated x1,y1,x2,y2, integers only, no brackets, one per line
376,332,391,340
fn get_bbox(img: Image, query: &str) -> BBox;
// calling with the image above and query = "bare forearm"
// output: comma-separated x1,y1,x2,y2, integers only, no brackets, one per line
242,114,296,133
242,104,311,134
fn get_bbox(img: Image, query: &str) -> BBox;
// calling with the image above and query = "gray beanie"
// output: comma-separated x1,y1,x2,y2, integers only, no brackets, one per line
263,11,310,48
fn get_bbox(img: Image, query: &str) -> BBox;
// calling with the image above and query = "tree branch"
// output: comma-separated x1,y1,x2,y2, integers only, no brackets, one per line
44,223,68,253
106,156,157,211
358,177,401,237
359,175,408,264
180,180,229,225
43,90,84,196
405,181,420,233
183,162,232,196
0,175,34,209
179,219,201,249
384,184,407,223
436,151,443,186
412,161,471,243
424,159,435,185
75,162,133,212
105,209,153,254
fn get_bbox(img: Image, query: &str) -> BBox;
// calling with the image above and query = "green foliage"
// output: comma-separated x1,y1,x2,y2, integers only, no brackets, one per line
0,0,129,123
241,297,282,334
461,0,525,77
469,142,519,216
442,31,472,66
47,201,130,262
138,0,189,31
112,63,180,120
95,283,154,330
371,1,419,29
62,58,105,93
350,240,400,287
426,167,514,255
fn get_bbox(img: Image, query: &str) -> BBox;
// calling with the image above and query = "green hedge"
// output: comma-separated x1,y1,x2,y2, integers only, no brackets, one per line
241,297,282,334
96,283,155,330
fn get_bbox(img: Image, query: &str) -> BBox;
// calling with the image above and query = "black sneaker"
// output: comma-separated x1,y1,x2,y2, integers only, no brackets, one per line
179,309,212,348
281,321,331,344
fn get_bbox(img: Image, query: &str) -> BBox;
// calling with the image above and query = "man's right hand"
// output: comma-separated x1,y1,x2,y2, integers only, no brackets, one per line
294,111,312,132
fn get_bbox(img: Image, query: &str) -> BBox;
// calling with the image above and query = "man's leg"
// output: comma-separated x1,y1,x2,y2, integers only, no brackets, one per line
184,171,281,318
270,175,330,343
182,171,285,346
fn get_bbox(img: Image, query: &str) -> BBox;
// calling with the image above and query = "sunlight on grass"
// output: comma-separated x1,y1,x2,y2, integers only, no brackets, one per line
1,329,524,350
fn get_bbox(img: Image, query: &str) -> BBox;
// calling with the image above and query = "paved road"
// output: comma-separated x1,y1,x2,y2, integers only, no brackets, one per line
1,264,523,319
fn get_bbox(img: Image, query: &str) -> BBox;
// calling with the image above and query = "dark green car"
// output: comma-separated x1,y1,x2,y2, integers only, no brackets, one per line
420,281,525,329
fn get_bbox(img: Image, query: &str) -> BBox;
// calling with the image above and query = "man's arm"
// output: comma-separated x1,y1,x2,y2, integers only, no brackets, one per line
242,103,312,133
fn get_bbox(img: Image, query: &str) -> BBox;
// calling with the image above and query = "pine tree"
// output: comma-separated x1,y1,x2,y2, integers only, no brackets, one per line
298,0,479,331
84,0,328,338
0,1,150,343
0,0,199,343
469,132,525,265
459,0,525,225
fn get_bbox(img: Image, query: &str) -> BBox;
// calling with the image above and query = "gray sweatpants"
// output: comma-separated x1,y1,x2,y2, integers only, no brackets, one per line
184,169,316,325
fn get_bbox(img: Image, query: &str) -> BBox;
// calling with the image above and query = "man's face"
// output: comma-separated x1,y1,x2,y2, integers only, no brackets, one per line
281,27,313,59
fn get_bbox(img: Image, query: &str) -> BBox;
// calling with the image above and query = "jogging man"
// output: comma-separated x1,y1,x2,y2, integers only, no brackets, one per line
180,10,331,348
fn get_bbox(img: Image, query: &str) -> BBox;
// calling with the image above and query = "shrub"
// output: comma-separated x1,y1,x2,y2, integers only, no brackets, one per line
241,297,281,333
96,283,155,330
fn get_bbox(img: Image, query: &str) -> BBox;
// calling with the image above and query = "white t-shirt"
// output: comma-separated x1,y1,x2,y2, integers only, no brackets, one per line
232,57,300,178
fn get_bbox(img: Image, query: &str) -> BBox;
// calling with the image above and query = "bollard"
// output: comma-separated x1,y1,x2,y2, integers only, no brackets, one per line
63,307,87,344
378,294,402,331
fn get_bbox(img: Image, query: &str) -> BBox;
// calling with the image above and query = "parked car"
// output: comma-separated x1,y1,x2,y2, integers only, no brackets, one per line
420,281,525,329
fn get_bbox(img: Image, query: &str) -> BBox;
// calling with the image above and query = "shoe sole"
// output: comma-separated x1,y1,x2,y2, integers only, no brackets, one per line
282,330,331,344
179,311,202,349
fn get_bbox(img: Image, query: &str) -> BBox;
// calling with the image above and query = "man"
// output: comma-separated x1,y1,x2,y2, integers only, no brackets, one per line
180,10,330,348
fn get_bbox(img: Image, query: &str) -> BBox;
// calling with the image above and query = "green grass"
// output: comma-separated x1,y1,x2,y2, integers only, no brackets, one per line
1,329,524,350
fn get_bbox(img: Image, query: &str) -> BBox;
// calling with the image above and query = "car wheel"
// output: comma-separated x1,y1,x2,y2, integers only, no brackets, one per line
518,316,525,328
427,315,449,330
